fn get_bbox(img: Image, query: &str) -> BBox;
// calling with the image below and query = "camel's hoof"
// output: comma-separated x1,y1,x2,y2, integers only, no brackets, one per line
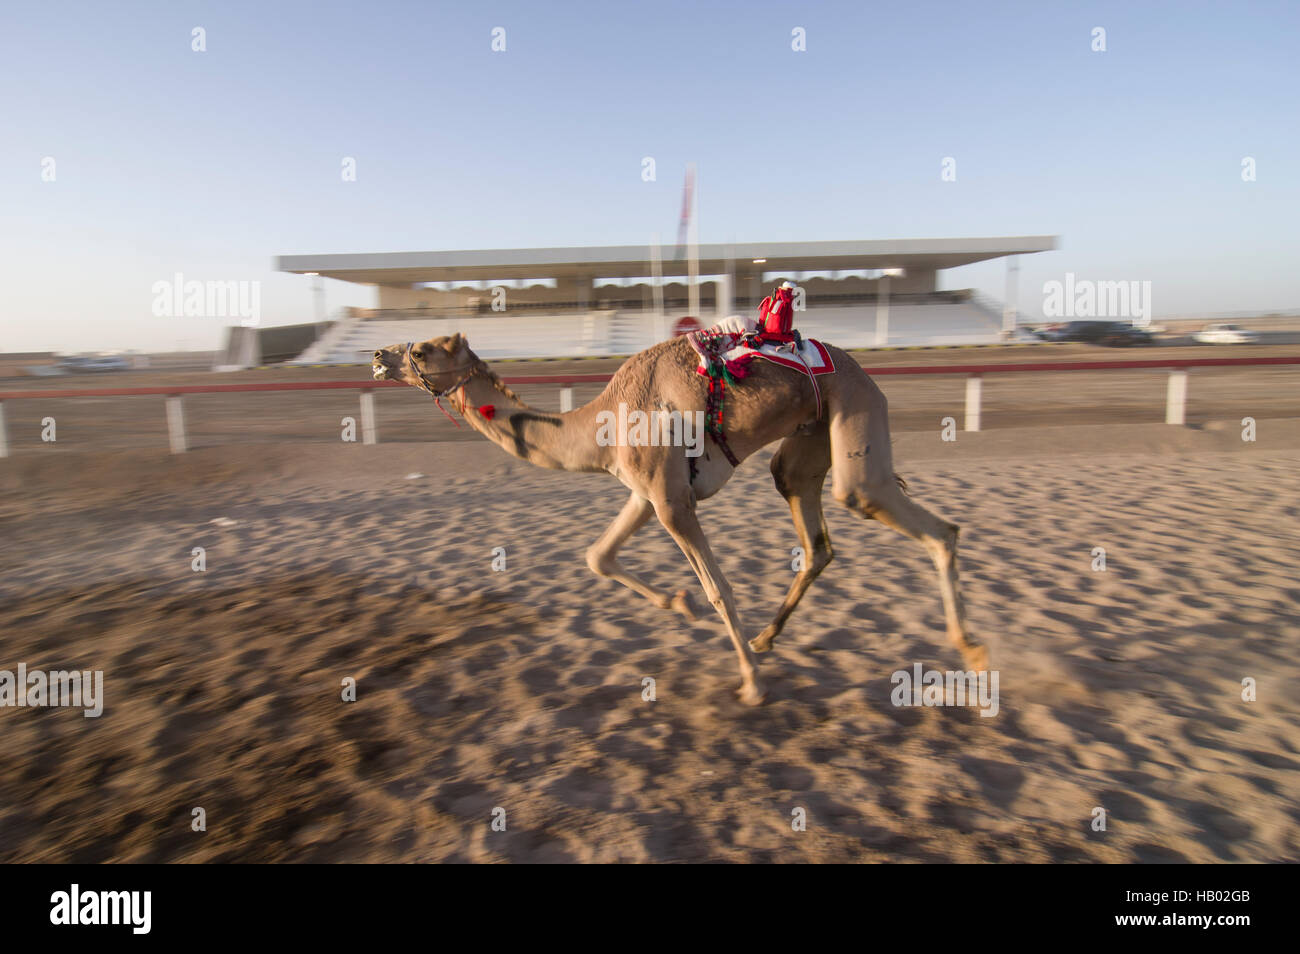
670,589,698,622
963,644,990,673
737,681,767,707
748,630,776,654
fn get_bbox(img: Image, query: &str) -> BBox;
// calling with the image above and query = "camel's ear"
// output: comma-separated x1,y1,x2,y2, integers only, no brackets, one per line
442,332,466,354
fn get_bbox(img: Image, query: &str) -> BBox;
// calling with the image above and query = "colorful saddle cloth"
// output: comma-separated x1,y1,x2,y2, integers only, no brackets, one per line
685,316,835,381
682,316,835,472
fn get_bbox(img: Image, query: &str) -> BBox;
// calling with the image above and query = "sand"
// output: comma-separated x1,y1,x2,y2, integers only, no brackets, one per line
1,411,1297,863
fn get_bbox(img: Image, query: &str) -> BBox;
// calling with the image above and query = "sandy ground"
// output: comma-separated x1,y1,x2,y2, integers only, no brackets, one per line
1,408,1298,862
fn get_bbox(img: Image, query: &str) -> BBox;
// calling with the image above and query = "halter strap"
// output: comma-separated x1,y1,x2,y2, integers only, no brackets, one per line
403,342,483,428
404,342,476,396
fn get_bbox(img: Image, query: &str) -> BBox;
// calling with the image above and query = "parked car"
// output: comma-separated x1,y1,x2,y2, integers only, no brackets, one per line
1035,320,1155,346
1193,323,1258,345
58,354,131,372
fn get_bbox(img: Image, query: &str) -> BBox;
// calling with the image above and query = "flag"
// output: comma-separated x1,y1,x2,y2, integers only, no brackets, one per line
675,165,694,258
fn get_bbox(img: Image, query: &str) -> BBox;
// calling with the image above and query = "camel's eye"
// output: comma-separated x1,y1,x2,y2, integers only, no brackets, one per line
412,351,424,360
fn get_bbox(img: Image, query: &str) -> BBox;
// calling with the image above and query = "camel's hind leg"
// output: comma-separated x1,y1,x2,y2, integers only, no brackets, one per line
586,491,697,620
750,426,833,654
839,479,988,671
825,366,987,671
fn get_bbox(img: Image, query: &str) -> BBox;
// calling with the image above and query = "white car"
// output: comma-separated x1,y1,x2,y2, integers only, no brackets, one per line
1194,323,1258,345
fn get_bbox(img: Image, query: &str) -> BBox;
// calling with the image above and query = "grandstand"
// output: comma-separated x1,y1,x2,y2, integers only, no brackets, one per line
277,237,1057,363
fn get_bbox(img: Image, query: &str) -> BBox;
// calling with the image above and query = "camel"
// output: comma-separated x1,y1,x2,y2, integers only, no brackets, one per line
371,331,988,706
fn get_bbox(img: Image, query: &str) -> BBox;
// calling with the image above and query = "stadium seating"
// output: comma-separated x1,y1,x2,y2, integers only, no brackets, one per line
291,297,1006,365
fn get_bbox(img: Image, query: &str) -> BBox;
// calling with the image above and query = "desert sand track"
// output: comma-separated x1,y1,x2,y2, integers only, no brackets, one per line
0,397,1296,860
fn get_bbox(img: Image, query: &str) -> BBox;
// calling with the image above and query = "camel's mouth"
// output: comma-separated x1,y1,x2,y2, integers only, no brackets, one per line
371,362,388,380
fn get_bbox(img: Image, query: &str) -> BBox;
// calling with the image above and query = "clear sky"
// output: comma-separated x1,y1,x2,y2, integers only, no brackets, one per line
2,0,1297,352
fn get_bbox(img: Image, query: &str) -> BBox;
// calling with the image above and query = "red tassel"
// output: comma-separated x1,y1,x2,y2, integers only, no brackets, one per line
724,356,753,379
478,404,496,420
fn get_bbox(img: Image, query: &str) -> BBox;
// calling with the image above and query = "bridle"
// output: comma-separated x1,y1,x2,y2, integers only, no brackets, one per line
403,342,475,396
401,341,490,428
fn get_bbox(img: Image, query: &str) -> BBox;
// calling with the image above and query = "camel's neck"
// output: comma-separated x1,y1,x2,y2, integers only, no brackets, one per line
444,362,610,473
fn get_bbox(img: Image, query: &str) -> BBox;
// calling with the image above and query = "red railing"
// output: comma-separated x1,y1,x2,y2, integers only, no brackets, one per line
2,356,1298,401
1,355,1296,455
0,374,616,400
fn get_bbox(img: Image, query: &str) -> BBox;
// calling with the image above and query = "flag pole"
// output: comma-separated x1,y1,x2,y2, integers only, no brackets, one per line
650,233,665,341
686,162,699,319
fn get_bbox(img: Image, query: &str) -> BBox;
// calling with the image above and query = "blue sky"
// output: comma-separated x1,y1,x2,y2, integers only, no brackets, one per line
2,0,1297,352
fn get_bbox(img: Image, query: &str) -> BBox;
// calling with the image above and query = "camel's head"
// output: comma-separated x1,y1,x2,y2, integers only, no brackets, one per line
372,334,471,391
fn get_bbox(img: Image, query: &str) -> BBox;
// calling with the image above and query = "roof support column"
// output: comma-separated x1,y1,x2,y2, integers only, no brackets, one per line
650,235,665,340
875,273,890,347
1003,255,1019,337
311,273,325,323
716,273,732,319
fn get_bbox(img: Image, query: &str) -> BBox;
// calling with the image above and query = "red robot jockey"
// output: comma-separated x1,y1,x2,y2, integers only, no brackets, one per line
753,281,798,344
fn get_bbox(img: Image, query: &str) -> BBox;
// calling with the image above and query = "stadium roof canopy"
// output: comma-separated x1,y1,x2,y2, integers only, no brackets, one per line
277,236,1058,284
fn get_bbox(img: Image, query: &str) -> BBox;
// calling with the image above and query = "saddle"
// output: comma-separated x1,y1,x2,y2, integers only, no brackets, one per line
683,284,836,474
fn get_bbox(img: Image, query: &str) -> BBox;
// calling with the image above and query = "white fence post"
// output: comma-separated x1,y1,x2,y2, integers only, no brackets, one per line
0,400,8,458
559,386,574,413
360,390,377,444
1166,370,1188,425
964,374,982,432
875,274,890,346
165,395,187,453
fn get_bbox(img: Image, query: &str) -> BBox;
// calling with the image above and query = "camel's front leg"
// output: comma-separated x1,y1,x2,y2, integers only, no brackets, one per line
586,491,697,620
652,495,765,706
751,428,833,653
